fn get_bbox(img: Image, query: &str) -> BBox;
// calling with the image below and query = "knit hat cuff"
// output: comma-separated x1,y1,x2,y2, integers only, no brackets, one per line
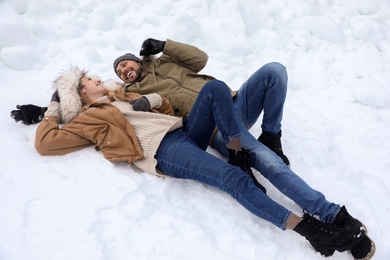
113,53,142,76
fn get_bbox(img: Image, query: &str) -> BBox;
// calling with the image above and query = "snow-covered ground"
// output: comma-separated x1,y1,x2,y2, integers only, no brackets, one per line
1,0,389,259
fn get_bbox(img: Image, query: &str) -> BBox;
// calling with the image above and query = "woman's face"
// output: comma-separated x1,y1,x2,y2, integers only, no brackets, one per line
80,76,108,102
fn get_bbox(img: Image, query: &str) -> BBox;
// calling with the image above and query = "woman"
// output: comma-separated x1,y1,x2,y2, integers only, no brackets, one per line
35,66,373,259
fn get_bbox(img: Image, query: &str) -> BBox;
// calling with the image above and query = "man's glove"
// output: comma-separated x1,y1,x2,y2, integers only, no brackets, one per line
129,97,151,111
11,104,48,125
140,38,166,56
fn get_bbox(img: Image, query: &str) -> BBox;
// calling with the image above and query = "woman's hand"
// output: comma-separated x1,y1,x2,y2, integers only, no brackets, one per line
11,104,48,125
129,97,151,111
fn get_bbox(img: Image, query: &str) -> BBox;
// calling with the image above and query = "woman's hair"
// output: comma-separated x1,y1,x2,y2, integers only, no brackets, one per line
77,71,89,106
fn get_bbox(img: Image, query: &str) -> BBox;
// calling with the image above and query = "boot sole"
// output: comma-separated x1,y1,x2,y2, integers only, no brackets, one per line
353,235,376,260
314,229,366,257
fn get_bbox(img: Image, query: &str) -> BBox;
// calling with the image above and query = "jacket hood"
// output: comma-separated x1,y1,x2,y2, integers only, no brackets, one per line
52,66,86,123
52,66,122,124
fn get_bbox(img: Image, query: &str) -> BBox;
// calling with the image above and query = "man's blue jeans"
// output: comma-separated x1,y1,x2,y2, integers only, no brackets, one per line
156,79,340,229
212,62,288,155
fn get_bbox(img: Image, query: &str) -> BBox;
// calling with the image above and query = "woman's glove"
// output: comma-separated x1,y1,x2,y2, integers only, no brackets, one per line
139,38,166,56
11,91,61,124
44,90,61,119
50,90,60,103
129,97,151,111
11,104,48,125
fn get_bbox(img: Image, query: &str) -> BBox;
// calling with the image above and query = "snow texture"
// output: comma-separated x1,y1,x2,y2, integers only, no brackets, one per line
1,0,389,259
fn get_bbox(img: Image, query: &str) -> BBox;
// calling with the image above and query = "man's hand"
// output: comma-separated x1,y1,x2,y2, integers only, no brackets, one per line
129,97,151,111
140,38,166,56
11,104,48,125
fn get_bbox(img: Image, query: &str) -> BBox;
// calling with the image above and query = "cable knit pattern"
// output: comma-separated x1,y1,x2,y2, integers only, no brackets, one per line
143,93,162,109
110,100,182,175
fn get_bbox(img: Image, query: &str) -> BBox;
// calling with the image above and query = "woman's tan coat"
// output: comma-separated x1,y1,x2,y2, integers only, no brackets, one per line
35,93,174,163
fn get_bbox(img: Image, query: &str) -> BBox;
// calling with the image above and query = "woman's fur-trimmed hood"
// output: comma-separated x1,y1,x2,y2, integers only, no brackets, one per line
53,66,85,123
53,66,121,124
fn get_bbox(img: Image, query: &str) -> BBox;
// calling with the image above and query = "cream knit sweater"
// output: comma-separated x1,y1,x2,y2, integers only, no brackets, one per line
97,94,183,175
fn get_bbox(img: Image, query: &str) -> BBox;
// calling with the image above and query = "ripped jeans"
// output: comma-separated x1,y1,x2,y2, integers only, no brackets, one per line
156,79,339,230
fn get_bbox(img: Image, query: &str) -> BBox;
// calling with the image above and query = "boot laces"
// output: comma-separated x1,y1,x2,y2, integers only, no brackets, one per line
310,218,339,235
303,211,339,235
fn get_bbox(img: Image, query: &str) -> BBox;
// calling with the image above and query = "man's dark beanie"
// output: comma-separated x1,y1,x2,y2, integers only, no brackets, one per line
113,53,143,76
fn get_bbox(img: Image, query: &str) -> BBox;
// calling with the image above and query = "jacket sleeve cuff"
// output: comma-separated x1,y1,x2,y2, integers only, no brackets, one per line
163,39,173,53
143,94,162,109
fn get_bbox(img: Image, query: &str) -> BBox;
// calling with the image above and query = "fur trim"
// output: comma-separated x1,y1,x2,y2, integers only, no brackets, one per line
53,66,86,123
52,66,122,123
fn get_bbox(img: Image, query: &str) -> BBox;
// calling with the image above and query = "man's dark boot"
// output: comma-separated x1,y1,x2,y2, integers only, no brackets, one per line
333,206,375,259
228,148,266,193
258,130,290,166
293,211,365,257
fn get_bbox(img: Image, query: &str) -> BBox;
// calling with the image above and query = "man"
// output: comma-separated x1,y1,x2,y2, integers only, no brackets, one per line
113,38,290,166
112,40,376,259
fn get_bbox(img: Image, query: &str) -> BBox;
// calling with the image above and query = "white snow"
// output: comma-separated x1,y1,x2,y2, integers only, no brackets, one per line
1,0,389,259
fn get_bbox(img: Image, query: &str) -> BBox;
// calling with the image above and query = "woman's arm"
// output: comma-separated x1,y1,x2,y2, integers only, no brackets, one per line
35,116,92,155
157,97,174,116
116,90,174,116
144,94,174,116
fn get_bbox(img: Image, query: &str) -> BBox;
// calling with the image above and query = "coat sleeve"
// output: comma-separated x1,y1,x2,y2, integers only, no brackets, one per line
34,116,93,155
158,39,209,73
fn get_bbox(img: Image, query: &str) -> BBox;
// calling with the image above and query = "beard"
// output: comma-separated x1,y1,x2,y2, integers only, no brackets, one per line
128,65,144,83
134,66,143,81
